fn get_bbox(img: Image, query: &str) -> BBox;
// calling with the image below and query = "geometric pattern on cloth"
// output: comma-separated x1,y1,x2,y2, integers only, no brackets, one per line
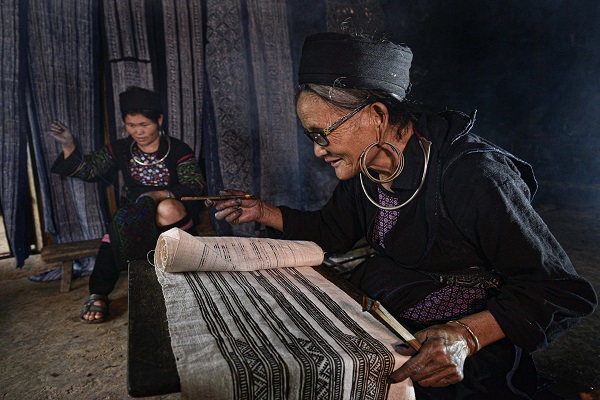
371,187,400,248
397,285,490,324
202,0,259,237
156,266,415,400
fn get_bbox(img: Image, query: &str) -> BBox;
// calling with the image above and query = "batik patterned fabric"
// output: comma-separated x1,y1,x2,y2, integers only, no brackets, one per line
4,0,106,264
156,266,414,400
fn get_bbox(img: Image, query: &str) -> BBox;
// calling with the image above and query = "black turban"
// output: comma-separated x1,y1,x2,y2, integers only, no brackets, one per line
119,86,161,115
298,32,413,100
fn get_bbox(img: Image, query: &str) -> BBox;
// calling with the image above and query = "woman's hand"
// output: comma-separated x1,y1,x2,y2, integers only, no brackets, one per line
207,190,263,225
207,189,283,231
47,120,76,157
389,311,503,387
388,323,473,387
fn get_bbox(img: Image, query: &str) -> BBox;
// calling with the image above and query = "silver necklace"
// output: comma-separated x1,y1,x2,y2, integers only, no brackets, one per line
359,136,432,211
130,135,171,166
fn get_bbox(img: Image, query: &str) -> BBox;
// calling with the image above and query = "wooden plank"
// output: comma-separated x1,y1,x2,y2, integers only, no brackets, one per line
60,261,74,292
41,239,101,263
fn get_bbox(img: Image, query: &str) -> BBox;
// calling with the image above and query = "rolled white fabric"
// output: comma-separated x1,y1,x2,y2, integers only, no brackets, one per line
154,227,325,273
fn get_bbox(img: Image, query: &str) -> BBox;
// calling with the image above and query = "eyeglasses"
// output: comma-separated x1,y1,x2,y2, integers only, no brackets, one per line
303,102,370,146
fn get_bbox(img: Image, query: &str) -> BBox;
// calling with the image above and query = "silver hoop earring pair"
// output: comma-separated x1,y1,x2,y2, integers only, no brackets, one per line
359,136,432,211
359,141,404,184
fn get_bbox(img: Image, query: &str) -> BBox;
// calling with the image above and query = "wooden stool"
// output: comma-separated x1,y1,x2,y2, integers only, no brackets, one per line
40,239,102,292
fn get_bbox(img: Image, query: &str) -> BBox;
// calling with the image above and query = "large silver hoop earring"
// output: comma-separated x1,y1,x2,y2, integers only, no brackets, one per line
359,141,404,184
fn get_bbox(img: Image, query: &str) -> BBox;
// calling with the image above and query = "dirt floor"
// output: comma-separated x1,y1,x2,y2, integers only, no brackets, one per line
0,205,598,400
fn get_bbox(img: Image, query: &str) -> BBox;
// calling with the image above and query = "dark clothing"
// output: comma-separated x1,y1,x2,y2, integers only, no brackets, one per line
51,135,205,220
90,241,119,296
275,111,597,398
52,135,206,296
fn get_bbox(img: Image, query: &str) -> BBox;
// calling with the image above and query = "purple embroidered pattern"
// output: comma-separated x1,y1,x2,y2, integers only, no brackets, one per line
371,187,400,248
398,286,489,323
129,148,170,186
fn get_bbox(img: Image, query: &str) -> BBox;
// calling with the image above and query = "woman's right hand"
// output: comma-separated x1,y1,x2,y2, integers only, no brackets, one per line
47,120,76,156
207,190,263,225
207,189,283,231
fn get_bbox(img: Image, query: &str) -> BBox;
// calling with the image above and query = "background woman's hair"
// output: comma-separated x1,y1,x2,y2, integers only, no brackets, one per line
297,83,418,135
121,109,162,124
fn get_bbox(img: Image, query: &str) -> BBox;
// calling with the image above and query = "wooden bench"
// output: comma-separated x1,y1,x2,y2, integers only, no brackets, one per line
40,239,102,292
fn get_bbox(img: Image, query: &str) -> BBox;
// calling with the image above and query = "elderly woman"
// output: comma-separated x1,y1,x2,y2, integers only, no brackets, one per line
208,33,597,399
49,86,205,323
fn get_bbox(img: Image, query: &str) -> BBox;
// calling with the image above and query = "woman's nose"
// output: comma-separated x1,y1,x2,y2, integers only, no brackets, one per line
313,142,328,157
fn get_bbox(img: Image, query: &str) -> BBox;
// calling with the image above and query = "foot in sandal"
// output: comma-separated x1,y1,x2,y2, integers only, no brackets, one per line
80,294,110,323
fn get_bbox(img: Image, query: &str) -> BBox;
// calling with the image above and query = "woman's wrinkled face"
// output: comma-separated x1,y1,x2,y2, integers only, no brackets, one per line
124,113,162,147
297,92,371,180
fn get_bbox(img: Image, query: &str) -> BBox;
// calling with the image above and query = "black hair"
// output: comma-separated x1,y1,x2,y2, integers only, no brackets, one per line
121,109,162,123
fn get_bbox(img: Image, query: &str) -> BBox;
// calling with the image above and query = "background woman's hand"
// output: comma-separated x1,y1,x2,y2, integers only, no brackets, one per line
207,190,263,225
388,323,472,387
47,120,76,156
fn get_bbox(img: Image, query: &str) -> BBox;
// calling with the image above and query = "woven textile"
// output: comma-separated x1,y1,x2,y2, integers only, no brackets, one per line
156,266,414,400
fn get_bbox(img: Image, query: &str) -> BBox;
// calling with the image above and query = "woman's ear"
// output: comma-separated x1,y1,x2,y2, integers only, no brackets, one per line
370,102,388,131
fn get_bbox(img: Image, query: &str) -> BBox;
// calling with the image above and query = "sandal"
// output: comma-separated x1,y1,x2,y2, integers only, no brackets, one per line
80,294,110,324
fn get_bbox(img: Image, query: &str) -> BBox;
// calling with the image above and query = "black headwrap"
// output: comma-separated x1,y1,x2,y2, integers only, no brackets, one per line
298,32,413,100
119,86,161,115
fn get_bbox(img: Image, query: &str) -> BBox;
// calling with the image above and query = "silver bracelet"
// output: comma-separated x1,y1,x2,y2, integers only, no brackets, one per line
447,320,480,356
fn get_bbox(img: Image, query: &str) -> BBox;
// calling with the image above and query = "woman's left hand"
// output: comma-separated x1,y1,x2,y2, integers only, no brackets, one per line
388,323,472,387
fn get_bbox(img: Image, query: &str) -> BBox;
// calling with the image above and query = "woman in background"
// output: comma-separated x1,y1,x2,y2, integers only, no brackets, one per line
49,86,205,323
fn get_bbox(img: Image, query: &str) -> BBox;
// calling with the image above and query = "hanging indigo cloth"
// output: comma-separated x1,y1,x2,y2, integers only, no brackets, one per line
102,0,156,138
158,0,205,159
1,0,107,267
0,0,29,267
27,0,107,244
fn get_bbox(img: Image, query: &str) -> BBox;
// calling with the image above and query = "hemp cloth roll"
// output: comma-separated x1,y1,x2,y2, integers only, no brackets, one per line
154,228,325,272
155,265,415,400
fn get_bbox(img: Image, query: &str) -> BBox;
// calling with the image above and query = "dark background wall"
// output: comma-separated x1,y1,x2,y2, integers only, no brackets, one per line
380,0,600,204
